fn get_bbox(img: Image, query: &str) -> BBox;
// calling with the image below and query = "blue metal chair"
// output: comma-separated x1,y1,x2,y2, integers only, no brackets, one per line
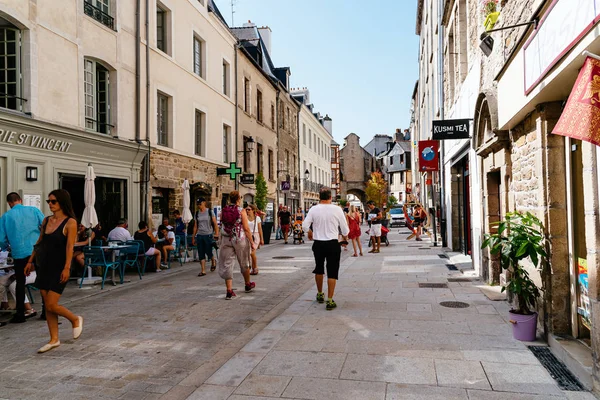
127,240,155,275
120,242,142,280
26,284,39,304
80,246,121,289
166,235,183,268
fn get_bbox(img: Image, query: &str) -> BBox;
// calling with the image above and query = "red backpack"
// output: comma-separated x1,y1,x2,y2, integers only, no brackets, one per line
221,205,242,238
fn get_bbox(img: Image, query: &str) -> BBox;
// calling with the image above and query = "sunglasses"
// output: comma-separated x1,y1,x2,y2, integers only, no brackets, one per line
46,199,58,205
245,208,252,212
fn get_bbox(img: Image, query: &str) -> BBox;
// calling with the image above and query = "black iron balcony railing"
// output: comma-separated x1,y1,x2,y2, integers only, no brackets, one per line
84,0,115,30
303,180,324,193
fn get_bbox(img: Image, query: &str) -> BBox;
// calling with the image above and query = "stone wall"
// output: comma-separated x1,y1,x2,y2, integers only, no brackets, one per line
339,133,375,199
277,94,299,192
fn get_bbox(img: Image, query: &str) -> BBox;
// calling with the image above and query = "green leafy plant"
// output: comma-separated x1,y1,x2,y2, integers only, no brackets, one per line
481,211,547,315
255,172,268,212
387,195,399,209
338,199,348,207
365,172,388,208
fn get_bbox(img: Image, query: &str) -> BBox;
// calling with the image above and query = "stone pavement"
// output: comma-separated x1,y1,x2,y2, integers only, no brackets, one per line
181,231,598,400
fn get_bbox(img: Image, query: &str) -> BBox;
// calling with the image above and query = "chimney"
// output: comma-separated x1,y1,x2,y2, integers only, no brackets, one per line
394,128,403,142
258,26,272,55
323,114,332,135
243,20,256,28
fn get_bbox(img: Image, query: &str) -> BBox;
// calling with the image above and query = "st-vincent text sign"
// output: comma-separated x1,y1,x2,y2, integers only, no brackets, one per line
432,119,470,140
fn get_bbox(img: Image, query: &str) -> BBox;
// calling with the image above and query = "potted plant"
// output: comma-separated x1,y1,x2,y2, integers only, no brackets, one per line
482,211,547,341
255,172,272,244
482,0,500,31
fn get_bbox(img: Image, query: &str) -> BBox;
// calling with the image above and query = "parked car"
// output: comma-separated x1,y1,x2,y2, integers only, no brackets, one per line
389,206,405,227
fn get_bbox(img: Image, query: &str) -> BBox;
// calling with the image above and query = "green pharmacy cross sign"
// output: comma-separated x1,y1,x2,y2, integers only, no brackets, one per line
217,162,243,180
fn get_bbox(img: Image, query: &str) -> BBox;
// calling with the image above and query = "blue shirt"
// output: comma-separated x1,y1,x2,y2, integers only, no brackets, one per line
0,204,45,259
175,217,186,235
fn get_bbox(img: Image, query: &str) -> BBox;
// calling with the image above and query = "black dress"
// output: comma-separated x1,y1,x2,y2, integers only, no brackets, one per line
34,217,71,295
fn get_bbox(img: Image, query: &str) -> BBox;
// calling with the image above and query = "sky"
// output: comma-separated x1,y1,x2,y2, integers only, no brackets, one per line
214,0,419,146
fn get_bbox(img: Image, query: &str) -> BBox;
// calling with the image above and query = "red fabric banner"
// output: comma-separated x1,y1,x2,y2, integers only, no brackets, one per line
418,140,439,171
553,56,600,146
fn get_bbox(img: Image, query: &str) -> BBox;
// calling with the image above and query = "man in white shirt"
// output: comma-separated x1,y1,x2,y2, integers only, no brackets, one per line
303,187,350,311
107,219,133,242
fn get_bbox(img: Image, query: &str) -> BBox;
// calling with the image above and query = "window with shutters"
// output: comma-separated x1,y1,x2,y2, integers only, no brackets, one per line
84,59,111,134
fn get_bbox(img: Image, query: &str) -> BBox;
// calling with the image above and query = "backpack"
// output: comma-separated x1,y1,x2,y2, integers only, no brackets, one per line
196,209,216,231
221,205,242,238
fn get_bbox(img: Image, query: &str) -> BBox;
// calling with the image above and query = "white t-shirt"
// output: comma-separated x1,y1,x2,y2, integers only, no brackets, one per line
107,227,133,242
302,203,350,241
153,231,175,243
248,216,262,241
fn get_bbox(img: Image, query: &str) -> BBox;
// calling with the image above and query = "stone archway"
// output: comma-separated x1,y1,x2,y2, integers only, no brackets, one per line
347,188,367,207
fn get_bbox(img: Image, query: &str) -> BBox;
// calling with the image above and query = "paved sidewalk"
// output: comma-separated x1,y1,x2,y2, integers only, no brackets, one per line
182,232,598,400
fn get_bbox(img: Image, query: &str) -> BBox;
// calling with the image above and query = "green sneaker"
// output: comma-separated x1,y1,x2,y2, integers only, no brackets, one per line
316,292,325,303
326,300,337,310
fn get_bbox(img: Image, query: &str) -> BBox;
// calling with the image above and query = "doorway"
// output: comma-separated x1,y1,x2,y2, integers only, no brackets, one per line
485,170,502,283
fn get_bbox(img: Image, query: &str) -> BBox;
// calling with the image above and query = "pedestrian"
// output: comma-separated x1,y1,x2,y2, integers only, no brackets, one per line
218,191,255,299
275,205,283,240
25,189,83,353
278,206,292,244
367,201,382,253
246,204,264,275
192,197,219,276
413,204,428,241
0,192,44,323
347,205,363,257
303,187,349,311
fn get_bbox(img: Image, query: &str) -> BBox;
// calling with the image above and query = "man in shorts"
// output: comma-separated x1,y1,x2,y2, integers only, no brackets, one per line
278,206,292,244
303,188,349,310
367,201,382,253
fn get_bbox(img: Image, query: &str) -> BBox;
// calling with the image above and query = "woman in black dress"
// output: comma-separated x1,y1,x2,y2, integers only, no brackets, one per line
25,189,82,353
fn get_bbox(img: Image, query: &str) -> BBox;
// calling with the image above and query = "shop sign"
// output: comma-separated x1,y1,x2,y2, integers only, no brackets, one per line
281,181,291,191
432,119,470,140
418,140,439,172
578,258,591,330
0,128,72,153
217,162,242,180
240,174,254,185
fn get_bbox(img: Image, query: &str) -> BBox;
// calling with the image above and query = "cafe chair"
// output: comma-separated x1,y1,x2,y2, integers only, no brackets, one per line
81,246,122,289
26,284,39,304
127,240,155,276
120,242,142,280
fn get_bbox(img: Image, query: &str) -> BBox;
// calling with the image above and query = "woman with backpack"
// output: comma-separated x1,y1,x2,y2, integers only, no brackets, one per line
192,197,219,276
246,204,264,275
218,191,256,299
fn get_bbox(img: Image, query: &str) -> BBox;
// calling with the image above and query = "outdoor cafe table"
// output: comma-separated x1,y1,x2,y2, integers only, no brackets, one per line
101,245,133,286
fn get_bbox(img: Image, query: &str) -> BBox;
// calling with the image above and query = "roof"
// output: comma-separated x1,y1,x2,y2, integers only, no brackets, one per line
331,139,340,146
397,141,412,152
208,0,228,28
230,26,278,81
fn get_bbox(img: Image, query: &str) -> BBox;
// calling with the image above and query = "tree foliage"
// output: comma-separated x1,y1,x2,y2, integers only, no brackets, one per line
338,199,348,207
387,195,399,209
365,172,388,208
255,172,268,212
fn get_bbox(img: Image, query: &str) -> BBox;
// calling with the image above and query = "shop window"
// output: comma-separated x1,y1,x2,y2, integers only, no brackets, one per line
84,59,112,134
157,92,170,146
83,0,115,30
195,109,205,156
0,27,24,112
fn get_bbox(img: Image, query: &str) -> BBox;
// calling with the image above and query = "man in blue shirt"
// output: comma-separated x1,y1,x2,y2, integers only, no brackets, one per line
0,192,45,323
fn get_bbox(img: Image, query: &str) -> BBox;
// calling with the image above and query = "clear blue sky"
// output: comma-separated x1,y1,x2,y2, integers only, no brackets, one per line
214,0,418,146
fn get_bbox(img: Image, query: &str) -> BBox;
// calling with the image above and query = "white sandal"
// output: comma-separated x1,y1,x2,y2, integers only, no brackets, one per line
73,316,83,339
38,341,60,353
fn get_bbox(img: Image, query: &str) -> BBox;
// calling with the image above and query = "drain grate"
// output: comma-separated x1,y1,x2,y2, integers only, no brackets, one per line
272,256,295,260
438,254,449,259
528,346,585,391
418,283,449,289
439,301,470,308
446,264,459,271
447,277,473,282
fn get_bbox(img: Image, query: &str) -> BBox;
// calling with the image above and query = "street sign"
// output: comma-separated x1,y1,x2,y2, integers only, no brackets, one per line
281,181,291,191
240,174,255,184
418,140,439,171
432,119,471,140
217,162,242,180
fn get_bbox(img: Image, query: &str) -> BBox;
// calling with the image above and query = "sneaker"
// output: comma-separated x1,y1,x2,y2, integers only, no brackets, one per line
326,300,337,311
245,282,256,293
226,290,237,300
161,262,168,267
316,292,325,303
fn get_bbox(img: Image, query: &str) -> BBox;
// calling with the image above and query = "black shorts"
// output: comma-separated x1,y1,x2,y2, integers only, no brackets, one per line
311,240,342,280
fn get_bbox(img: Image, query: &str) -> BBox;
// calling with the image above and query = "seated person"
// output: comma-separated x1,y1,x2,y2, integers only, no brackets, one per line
0,268,37,317
154,225,175,267
173,210,186,236
108,219,133,243
162,217,173,232
133,221,163,272
93,222,107,245
73,223,96,273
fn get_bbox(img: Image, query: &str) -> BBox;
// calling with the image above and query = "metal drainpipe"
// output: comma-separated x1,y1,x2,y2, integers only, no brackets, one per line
234,44,239,191
275,89,280,214
144,0,151,221
135,0,140,143
438,0,447,248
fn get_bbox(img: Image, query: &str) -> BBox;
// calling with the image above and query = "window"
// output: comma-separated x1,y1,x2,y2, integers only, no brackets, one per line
223,124,230,162
156,5,167,53
308,129,312,149
303,161,307,175
390,173,394,185
286,107,290,130
84,59,111,134
84,0,114,29
292,155,296,181
313,133,317,152
222,60,230,96
244,78,250,112
400,154,405,163
268,149,274,180
400,171,405,184
194,110,205,155
271,104,275,129
243,136,252,172
157,93,169,146
193,36,204,78
303,124,306,145
389,156,393,165
257,143,263,174
0,27,22,112
256,89,263,122
285,150,289,172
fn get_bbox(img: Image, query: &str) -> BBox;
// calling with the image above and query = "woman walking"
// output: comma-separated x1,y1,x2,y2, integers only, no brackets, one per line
218,191,255,299
347,205,363,257
246,204,264,275
25,189,82,353
192,197,219,276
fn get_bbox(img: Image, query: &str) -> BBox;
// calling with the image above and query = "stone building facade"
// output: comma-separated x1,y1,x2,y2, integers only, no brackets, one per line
339,133,377,204
276,79,301,210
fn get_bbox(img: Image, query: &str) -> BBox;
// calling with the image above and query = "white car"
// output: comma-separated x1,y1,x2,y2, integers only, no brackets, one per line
389,207,405,227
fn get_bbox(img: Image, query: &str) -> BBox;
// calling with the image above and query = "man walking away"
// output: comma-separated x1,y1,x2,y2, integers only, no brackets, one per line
0,192,44,323
303,188,349,311
367,201,382,254
278,206,292,244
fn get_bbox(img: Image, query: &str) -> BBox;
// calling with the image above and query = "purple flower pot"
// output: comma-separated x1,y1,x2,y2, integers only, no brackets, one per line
509,311,538,341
